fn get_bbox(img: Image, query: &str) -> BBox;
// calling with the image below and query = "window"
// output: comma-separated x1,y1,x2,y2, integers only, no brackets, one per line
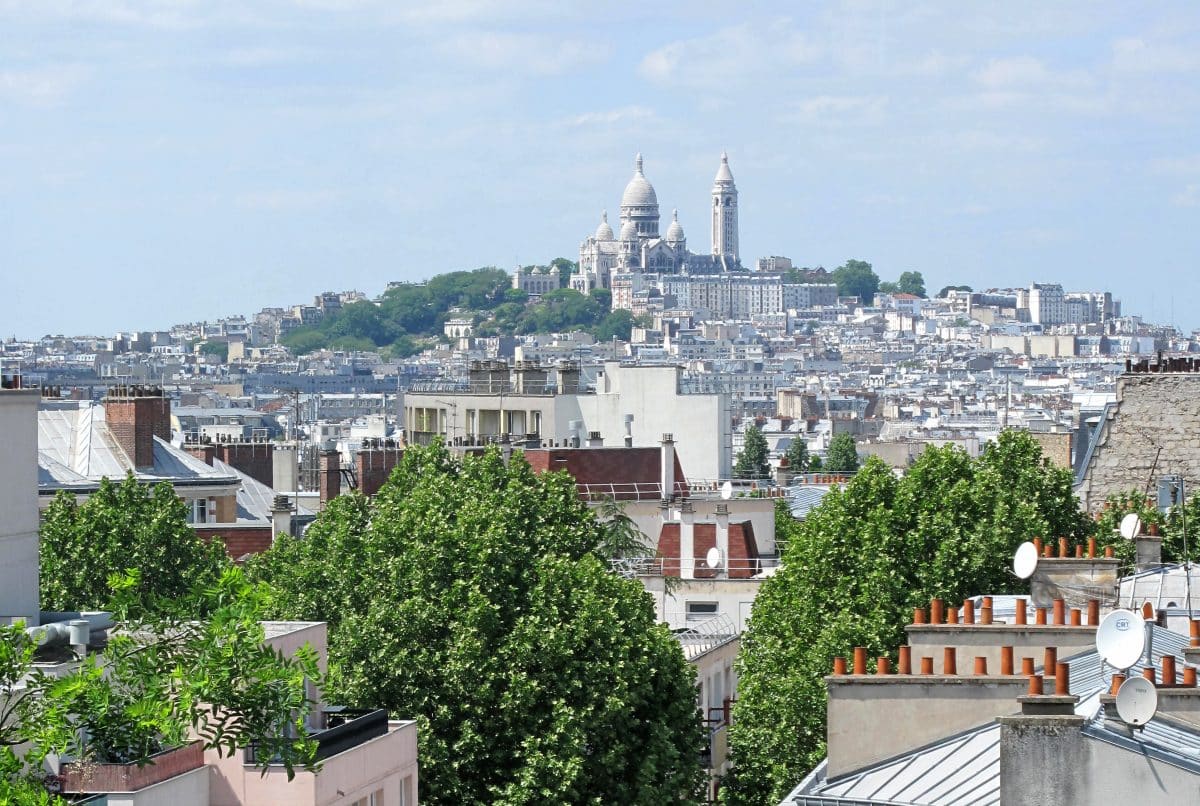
686,601,719,622
189,497,215,525
400,776,413,806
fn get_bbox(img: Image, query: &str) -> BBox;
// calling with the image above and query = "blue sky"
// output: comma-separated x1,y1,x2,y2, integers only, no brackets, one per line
2,1,1199,336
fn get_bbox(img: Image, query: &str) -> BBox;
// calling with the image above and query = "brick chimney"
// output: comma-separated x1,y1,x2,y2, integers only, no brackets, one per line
318,449,341,508
104,386,171,470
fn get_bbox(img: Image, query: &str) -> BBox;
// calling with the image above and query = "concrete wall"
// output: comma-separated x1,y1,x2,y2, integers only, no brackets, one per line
1078,373,1200,511
639,576,763,632
0,390,41,624
103,765,209,806
1000,714,1200,805
827,676,1028,778
1029,558,1119,607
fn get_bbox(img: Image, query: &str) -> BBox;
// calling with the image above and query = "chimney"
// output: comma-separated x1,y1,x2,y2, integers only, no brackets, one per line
1135,531,1163,573
660,433,676,501
586,431,604,448
318,449,341,508
104,385,171,470
271,494,293,539
715,503,730,580
568,420,582,449
185,443,216,465
273,445,298,493
623,414,634,447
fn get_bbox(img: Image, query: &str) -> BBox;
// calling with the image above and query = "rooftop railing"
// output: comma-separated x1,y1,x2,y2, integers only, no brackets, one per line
244,707,389,766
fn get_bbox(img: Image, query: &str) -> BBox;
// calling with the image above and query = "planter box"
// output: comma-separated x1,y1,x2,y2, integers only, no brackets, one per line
61,741,204,793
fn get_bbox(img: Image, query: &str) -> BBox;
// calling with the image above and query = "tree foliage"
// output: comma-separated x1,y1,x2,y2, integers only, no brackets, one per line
723,432,1091,803
1,568,321,796
734,425,771,480
937,284,973,298
823,433,860,473
830,259,879,303
896,271,926,297
249,443,705,804
40,475,230,617
784,436,810,473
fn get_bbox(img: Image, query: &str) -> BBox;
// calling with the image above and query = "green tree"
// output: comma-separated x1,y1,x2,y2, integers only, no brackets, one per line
1,568,321,796
937,284,973,298
199,340,229,361
830,259,879,303
823,433,860,473
734,425,771,480
877,281,899,295
551,257,578,287
249,443,705,804
592,309,637,342
40,475,230,616
896,271,926,297
723,433,1090,803
589,287,613,312
784,436,809,474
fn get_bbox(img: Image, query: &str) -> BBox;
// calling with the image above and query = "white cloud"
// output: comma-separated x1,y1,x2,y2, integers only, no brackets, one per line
561,106,654,128
973,56,1091,90
784,94,886,125
639,20,821,87
439,31,609,76
0,65,89,106
1173,184,1200,208
1112,37,1200,74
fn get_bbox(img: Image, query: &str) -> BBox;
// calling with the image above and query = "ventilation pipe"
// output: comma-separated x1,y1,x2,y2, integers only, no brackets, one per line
623,414,634,447
586,431,604,448
660,433,676,501
568,420,582,449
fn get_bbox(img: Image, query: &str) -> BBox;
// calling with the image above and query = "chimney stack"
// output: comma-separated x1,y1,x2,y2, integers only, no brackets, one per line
104,385,171,470
660,433,676,501
319,448,341,508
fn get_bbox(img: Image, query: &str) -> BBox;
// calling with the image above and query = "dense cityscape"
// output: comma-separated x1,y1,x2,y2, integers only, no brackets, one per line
5,4,1200,806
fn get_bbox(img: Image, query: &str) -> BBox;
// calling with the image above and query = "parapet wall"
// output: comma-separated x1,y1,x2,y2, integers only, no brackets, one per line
1078,373,1200,511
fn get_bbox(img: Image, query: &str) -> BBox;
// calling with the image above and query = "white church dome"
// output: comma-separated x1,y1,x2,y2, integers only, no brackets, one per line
621,153,658,207
665,209,685,243
619,220,638,241
594,210,614,241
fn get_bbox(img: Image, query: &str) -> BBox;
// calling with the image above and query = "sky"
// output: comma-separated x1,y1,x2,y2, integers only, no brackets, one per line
2,1,1199,336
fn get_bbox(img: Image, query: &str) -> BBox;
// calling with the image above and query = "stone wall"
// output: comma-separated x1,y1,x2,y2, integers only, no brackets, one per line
1077,373,1200,511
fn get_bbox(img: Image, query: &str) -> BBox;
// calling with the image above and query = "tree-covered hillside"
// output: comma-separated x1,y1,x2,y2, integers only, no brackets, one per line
282,263,645,355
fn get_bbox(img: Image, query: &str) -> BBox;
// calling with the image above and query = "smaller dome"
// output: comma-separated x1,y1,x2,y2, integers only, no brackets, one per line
619,220,638,241
665,209,685,243
594,210,614,241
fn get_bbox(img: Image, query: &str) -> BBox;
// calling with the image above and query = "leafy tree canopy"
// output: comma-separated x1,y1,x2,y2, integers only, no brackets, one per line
897,271,926,297
824,433,860,473
734,425,771,480
249,443,705,805
784,435,810,473
2,568,321,798
831,259,879,303
199,340,229,361
40,475,230,617
723,432,1094,804
937,284,973,298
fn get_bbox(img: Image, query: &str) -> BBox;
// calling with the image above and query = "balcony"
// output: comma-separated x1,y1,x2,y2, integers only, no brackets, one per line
244,708,389,766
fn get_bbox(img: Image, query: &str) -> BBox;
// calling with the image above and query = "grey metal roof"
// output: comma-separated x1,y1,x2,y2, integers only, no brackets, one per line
784,625,1194,806
38,401,237,491
789,485,833,519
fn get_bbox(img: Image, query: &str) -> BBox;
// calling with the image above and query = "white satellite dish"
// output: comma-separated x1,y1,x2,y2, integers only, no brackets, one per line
705,546,723,569
1115,676,1158,726
1013,541,1039,579
720,481,733,500
1119,513,1143,540
1096,609,1147,670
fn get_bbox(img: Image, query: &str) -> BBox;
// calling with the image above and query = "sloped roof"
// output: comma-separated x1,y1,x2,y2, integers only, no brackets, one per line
786,625,1195,806
38,400,238,491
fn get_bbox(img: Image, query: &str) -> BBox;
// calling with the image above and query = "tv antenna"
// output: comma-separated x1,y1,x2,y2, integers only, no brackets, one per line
1095,609,1146,671
1013,541,1039,579
705,546,723,570
1115,676,1158,727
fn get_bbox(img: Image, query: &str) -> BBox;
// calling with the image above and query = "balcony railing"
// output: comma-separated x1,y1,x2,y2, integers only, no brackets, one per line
244,708,389,766
611,555,780,579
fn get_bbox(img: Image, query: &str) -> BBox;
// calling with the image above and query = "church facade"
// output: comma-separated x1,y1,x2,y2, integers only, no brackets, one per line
570,153,741,301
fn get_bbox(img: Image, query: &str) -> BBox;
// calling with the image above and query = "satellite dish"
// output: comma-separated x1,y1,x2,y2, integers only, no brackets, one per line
705,546,722,569
1013,541,1039,579
1096,609,1146,670
1119,513,1143,540
720,481,733,500
1115,676,1158,726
